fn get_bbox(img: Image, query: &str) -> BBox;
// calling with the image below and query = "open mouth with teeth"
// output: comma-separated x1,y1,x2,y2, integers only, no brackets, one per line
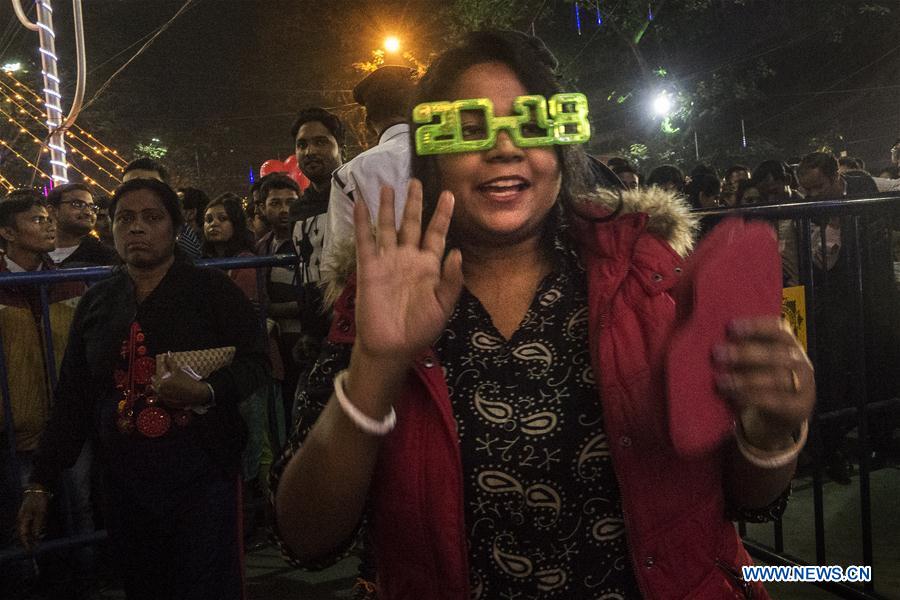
477,177,532,199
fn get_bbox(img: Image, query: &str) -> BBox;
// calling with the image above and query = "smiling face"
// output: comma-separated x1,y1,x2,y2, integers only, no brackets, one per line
435,61,562,248
112,189,176,268
55,189,97,237
203,204,235,244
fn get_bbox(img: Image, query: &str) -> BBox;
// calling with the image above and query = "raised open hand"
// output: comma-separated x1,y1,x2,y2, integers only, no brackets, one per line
353,179,463,364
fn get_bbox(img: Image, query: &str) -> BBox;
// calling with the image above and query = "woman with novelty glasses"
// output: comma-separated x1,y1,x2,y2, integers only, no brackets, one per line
271,31,813,599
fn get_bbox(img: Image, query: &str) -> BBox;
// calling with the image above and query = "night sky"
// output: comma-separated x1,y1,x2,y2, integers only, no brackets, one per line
1,1,898,194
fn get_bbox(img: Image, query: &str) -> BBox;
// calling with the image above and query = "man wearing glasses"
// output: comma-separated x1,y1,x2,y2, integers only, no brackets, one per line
46,183,118,268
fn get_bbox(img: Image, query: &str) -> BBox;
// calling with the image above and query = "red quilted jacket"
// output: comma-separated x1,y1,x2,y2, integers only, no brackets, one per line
324,194,768,599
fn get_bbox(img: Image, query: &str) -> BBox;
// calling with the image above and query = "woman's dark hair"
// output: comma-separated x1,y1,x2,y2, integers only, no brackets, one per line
410,29,594,235
201,194,256,257
110,178,183,234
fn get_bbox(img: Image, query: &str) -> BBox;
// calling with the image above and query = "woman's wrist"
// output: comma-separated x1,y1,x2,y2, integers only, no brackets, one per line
24,483,53,500
735,412,808,470
734,421,809,469
738,409,797,452
334,370,397,435
345,346,411,420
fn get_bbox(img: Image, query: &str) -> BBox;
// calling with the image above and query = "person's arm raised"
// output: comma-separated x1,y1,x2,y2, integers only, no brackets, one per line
274,180,463,562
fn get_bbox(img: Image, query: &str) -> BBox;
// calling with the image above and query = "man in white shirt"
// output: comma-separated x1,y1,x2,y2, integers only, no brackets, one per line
322,66,417,275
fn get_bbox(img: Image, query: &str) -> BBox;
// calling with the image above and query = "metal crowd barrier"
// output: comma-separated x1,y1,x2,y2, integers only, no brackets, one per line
2,197,900,597
0,254,299,568
695,194,900,600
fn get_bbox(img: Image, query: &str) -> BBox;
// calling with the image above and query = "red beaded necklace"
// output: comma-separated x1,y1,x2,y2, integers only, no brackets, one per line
115,322,191,437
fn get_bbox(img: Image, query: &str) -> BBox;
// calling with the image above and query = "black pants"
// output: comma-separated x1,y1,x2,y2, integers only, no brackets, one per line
103,472,243,600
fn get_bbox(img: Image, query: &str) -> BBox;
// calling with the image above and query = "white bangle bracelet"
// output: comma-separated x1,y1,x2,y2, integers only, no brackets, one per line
333,369,397,436
735,419,808,469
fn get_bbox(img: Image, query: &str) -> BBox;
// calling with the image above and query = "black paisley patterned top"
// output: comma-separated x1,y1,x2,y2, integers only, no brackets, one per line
434,237,640,600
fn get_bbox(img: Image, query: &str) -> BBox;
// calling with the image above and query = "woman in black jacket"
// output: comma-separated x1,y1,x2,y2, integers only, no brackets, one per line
18,178,269,600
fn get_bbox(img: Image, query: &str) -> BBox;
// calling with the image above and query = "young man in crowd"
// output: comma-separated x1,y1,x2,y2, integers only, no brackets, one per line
322,66,416,276
0,190,90,596
46,183,119,268
254,175,303,421
611,162,640,190
292,107,344,213
289,108,344,390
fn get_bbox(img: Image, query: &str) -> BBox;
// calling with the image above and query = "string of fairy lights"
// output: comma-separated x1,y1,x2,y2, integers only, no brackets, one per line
1,70,127,171
0,69,126,193
0,88,124,188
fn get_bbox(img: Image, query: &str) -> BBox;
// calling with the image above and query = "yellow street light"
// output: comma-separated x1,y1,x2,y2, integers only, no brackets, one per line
384,36,401,53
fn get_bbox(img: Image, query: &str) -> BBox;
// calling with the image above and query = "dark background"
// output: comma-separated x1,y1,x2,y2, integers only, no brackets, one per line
1,0,898,196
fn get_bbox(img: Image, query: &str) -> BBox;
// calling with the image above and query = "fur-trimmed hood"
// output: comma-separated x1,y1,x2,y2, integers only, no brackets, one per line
321,186,696,308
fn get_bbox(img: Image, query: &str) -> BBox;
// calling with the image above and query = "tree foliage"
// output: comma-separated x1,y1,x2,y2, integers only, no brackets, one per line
440,0,899,171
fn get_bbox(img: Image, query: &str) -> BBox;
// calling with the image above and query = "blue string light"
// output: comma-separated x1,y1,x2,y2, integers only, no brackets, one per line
596,0,603,25
575,1,582,35
648,3,654,21
249,165,255,183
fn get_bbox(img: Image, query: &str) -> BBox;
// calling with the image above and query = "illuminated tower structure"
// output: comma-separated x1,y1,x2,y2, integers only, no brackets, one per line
34,0,68,183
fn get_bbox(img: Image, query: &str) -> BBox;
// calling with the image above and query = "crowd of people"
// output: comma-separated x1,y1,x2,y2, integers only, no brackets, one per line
0,26,897,600
608,152,900,210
